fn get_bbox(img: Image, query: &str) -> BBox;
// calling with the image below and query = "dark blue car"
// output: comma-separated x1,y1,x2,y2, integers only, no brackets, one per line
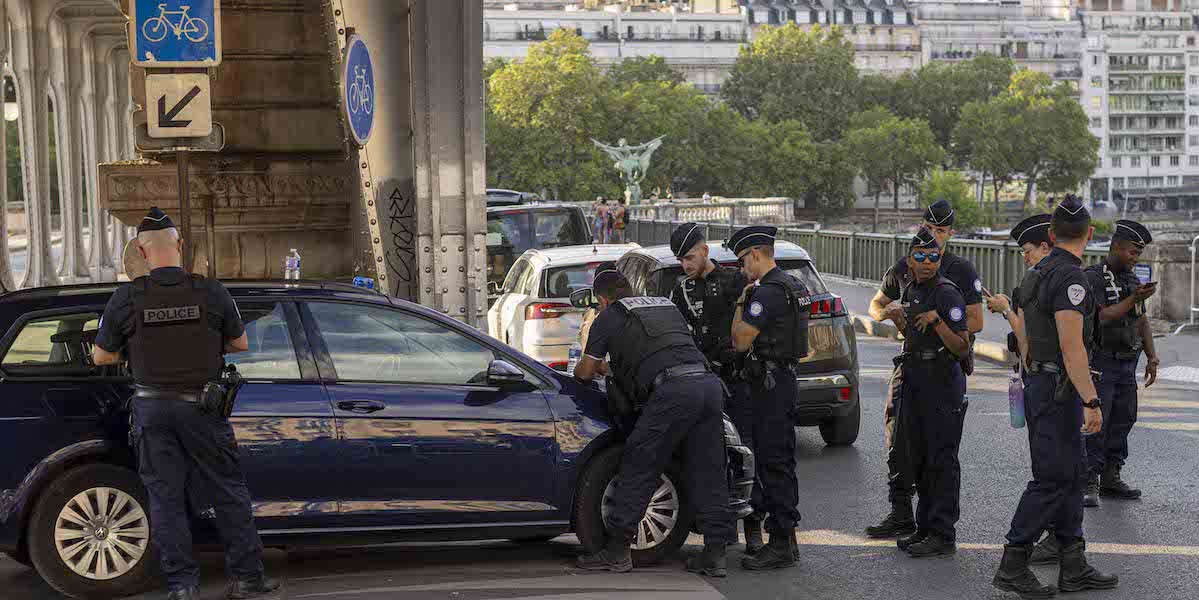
0,281,752,598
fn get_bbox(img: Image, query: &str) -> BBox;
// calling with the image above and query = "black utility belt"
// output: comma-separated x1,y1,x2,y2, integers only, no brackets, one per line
1026,361,1062,375
133,386,201,403
650,363,709,394
896,349,952,364
1098,349,1141,361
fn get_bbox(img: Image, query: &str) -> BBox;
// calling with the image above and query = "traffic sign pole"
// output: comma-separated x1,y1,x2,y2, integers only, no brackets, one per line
177,149,193,272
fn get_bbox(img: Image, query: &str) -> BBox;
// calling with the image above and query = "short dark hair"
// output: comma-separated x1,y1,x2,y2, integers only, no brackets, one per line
595,273,633,301
751,244,774,258
1050,217,1090,241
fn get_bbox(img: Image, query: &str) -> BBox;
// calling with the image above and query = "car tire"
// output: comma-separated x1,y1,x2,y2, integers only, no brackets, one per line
2,548,33,568
27,463,157,599
574,445,694,566
819,399,861,446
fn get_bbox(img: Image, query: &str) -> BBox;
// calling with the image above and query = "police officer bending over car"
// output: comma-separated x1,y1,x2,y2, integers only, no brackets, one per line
573,264,733,577
93,208,279,600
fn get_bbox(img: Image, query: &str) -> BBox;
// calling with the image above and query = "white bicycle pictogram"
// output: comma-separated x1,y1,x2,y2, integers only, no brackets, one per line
142,3,210,43
348,66,373,116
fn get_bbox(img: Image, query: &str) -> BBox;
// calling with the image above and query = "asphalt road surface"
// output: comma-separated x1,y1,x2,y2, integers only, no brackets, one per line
2,336,1196,599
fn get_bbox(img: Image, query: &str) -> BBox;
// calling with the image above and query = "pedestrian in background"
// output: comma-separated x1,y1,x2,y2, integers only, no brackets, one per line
593,196,610,244
610,198,627,243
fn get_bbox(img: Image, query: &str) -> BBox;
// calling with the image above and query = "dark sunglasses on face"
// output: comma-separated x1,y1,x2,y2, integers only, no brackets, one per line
912,251,942,263
737,252,750,267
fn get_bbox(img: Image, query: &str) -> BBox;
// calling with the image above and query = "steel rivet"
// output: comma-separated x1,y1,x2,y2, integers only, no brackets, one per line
373,238,379,244
360,162,367,168
370,219,376,225
376,256,383,262
367,200,373,206
365,181,371,187
338,28,345,35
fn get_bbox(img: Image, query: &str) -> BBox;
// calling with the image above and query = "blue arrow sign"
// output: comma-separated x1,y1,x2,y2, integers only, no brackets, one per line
132,0,222,67
342,35,375,146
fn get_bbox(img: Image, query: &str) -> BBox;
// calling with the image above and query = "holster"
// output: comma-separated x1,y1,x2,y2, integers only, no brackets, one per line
200,364,245,419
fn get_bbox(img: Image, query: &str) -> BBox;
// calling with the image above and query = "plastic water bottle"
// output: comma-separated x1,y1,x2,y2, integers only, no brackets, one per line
1008,374,1026,429
284,249,301,280
566,341,582,374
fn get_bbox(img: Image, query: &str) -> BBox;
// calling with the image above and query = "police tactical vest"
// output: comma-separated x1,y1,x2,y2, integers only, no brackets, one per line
608,296,698,394
678,265,742,361
1018,254,1095,365
1086,262,1142,355
129,274,224,388
900,276,961,354
748,269,811,362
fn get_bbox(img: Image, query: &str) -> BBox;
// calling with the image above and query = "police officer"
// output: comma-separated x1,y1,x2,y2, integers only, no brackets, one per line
891,228,971,557
728,225,810,570
865,199,984,540
667,223,761,551
986,214,1054,361
573,265,733,577
992,196,1118,598
93,208,278,600
1083,219,1158,506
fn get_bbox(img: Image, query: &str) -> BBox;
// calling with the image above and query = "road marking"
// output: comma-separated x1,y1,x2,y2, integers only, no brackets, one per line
1137,411,1194,418
1142,399,1199,409
291,571,724,599
1137,422,1199,431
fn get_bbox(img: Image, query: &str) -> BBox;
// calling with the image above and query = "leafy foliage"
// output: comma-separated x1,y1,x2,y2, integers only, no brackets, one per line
918,168,985,230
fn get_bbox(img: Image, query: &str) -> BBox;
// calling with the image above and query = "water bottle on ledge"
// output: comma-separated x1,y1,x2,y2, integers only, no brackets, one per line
284,249,302,280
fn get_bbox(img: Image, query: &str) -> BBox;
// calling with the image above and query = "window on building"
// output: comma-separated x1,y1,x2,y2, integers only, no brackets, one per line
1168,175,1180,186
1090,117,1103,128
1191,75,1199,87
1190,37,1196,47
1171,155,1181,166
1192,55,1199,66
1151,156,1162,167
1090,97,1101,109
1191,155,1199,166
1191,135,1199,146
1091,76,1103,88
1192,116,1199,127
1111,156,1122,168
1131,156,1141,167
1092,54,1099,66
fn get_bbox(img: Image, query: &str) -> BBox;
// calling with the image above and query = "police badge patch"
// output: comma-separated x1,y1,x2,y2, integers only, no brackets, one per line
949,306,964,322
1068,284,1087,306
748,301,764,317
974,279,983,293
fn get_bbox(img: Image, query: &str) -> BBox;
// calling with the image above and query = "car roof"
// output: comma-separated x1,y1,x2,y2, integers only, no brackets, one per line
629,240,812,266
522,244,638,266
0,279,393,311
486,203,584,214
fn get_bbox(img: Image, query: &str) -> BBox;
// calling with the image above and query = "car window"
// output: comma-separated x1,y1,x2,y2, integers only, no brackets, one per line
778,260,829,294
619,256,652,295
533,208,589,248
502,259,529,293
223,303,301,380
309,302,497,386
1,312,100,374
516,262,539,295
543,262,604,298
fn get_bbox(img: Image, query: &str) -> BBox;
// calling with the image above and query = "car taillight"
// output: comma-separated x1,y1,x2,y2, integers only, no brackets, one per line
839,387,852,402
809,296,845,319
548,361,569,371
526,302,572,320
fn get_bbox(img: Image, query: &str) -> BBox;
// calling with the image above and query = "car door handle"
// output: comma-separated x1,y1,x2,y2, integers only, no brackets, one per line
337,400,386,414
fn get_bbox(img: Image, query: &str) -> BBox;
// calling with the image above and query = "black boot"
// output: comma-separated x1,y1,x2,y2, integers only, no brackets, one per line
897,528,927,552
1083,474,1101,508
743,516,765,556
741,528,797,570
226,575,281,599
992,544,1057,599
905,532,956,558
685,543,728,577
865,502,916,539
1100,464,1141,500
167,587,199,600
1057,540,1118,592
577,535,633,573
1029,533,1061,565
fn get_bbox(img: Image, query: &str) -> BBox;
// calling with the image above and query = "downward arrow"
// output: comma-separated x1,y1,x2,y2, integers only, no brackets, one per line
158,86,201,128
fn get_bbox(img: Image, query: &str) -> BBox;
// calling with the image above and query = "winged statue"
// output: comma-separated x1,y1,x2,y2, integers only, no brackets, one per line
592,135,666,204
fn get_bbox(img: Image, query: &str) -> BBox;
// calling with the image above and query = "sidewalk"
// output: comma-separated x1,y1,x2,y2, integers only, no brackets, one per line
825,275,1199,380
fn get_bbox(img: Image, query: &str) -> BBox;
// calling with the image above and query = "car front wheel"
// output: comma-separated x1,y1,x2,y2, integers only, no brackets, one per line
26,464,157,599
573,445,694,566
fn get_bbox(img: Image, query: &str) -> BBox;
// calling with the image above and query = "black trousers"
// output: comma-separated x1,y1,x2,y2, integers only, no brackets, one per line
131,396,264,591
724,379,761,515
605,373,735,545
900,361,967,540
749,367,800,534
884,365,916,506
1087,353,1138,476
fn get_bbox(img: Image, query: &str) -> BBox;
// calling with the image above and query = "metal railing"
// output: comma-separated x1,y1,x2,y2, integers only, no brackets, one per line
1175,234,1199,335
627,218,1107,295
624,199,794,228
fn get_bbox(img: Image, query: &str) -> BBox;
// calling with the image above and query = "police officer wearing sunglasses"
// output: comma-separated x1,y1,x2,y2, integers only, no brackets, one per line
889,228,971,557
865,199,984,541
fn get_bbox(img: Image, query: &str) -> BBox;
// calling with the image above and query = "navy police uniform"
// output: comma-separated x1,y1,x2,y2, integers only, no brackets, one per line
583,274,734,551
95,208,267,596
1083,220,1152,499
894,228,969,555
727,225,811,568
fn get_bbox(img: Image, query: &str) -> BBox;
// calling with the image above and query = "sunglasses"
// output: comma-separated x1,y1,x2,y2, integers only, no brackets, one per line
912,251,942,264
736,251,752,267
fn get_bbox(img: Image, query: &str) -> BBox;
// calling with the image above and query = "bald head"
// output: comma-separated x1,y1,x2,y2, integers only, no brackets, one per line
137,227,183,269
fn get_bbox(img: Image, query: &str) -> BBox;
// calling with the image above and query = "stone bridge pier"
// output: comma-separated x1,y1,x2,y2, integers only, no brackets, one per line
2,0,486,325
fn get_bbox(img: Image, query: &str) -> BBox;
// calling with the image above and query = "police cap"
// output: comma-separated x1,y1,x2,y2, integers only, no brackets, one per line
1011,213,1052,246
1052,194,1090,225
137,206,176,234
1112,219,1152,248
923,198,955,227
910,226,940,250
725,225,777,256
670,223,705,258
592,261,622,290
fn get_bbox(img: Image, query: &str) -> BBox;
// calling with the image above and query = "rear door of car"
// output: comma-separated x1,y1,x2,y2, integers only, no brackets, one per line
302,299,560,528
775,260,854,372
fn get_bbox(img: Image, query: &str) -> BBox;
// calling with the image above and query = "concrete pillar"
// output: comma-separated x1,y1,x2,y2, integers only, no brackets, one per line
49,12,88,281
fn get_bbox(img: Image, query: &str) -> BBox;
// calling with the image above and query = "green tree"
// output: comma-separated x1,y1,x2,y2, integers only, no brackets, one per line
721,24,859,141
901,55,1015,160
954,98,1020,218
606,55,685,88
845,109,946,230
918,168,985,229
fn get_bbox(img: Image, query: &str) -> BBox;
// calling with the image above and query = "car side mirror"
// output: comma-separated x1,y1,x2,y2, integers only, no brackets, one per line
570,287,597,309
487,359,526,386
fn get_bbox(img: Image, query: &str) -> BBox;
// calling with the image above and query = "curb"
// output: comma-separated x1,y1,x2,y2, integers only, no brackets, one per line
849,313,1013,365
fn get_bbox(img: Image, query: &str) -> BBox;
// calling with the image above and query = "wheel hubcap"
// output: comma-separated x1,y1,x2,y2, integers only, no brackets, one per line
602,474,679,551
54,487,148,580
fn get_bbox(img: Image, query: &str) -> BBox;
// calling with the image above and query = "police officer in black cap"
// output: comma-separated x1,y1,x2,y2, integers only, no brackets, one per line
728,225,810,570
94,208,279,600
667,223,761,551
1082,219,1158,506
986,214,1054,361
890,228,971,557
865,198,984,540
574,264,733,577
993,195,1118,598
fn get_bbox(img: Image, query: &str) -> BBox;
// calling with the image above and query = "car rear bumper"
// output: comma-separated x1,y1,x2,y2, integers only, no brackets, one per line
793,370,859,426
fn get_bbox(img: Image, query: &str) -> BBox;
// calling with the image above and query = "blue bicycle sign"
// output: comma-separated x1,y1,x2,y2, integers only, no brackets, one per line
132,0,222,67
342,35,375,146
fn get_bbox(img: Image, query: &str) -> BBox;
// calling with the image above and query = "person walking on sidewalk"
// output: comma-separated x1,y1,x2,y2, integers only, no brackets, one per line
864,199,984,541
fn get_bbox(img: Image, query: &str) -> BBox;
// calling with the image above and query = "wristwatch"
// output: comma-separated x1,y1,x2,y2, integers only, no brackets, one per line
1082,397,1101,409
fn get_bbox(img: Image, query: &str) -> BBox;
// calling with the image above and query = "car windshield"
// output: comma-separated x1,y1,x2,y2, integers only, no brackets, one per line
655,259,828,296
543,262,604,298
487,209,588,255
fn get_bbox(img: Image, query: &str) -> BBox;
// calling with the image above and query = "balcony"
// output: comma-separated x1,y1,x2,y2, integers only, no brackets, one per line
1108,63,1187,73
856,43,920,53
1109,103,1187,113
1053,67,1083,79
